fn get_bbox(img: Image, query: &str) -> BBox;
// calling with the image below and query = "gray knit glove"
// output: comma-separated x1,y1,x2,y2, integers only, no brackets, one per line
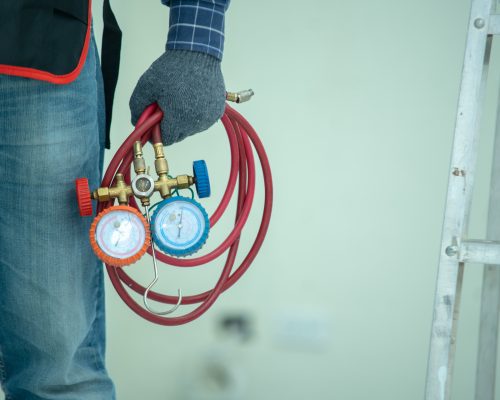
130,50,226,146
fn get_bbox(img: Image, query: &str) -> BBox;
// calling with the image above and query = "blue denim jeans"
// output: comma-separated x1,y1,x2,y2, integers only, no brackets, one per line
0,38,116,399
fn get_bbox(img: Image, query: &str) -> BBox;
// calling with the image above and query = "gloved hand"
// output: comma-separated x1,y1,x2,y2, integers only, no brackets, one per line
130,50,226,146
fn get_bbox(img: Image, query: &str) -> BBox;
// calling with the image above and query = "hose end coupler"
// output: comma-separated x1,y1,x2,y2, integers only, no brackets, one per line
226,89,254,103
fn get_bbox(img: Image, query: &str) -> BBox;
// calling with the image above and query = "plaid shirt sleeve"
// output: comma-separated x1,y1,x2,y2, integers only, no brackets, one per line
162,0,230,60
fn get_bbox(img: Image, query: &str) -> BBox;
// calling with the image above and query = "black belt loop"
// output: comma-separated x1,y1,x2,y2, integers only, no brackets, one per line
101,0,122,149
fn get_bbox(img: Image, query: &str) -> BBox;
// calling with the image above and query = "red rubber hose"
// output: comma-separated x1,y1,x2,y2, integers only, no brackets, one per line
96,103,273,326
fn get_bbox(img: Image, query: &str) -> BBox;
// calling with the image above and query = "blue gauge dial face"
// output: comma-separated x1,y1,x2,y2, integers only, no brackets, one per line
152,198,209,256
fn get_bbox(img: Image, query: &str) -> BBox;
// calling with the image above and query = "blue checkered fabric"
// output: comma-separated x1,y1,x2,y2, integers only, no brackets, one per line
162,0,230,60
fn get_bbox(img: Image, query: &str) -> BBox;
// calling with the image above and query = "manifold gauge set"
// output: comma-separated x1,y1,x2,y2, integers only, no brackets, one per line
74,92,273,326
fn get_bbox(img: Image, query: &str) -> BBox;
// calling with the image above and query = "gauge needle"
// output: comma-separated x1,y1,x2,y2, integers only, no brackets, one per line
115,218,128,246
177,208,183,238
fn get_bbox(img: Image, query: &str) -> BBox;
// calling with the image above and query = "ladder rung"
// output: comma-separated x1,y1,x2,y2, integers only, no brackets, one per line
458,240,500,264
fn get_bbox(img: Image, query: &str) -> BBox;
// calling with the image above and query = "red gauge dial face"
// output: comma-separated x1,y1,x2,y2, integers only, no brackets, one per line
90,206,150,267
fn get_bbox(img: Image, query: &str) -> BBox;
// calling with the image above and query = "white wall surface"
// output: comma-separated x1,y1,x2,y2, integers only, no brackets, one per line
3,0,500,399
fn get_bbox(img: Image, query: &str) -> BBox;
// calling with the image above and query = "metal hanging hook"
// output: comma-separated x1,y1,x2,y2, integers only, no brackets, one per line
143,205,183,315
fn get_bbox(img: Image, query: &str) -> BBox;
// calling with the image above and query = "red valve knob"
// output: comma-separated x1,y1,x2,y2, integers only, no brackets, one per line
75,178,93,217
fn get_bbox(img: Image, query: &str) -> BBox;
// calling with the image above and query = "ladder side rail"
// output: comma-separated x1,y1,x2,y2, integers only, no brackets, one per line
425,0,495,398
474,55,500,400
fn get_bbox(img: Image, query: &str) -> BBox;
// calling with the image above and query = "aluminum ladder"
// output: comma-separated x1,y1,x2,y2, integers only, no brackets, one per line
425,0,500,399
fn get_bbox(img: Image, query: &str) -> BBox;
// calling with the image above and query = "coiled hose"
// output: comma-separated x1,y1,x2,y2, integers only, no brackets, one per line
97,103,273,325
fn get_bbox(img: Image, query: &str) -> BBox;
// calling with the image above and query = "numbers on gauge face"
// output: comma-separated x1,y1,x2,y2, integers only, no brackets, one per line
152,197,209,256
95,209,147,260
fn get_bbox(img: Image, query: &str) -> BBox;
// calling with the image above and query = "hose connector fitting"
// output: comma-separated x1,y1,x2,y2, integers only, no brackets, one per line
226,89,254,103
133,141,146,174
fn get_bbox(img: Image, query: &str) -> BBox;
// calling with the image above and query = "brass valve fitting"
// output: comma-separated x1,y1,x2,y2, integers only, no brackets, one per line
91,140,196,206
91,173,133,205
133,141,146,174
153,143,169,177
154,174,194,198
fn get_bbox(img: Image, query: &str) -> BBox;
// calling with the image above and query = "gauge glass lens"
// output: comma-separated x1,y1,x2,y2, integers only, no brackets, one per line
95,210,147,259
136,176,152,193
154,199,206,251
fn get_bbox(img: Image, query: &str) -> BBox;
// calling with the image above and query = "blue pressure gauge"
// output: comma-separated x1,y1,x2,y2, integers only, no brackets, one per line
151,197,210,257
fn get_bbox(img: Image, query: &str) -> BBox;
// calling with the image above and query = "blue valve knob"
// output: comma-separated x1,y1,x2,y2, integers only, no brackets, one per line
193,160,211,198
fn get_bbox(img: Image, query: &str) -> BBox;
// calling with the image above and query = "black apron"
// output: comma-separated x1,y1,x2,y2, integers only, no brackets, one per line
0,0,122,148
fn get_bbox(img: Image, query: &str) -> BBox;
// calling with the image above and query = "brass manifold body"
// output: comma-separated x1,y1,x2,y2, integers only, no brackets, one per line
91,141,194,207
